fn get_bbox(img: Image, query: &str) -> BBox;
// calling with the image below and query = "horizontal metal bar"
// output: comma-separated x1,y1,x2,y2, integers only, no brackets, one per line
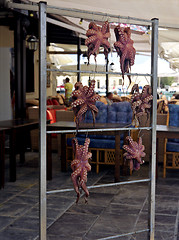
47,68,152,77
7,2,152,25
46,126,152,134
48,50,150,55
47,5,152,24
47,178,150,194
97,229,149,240
7,1,38,11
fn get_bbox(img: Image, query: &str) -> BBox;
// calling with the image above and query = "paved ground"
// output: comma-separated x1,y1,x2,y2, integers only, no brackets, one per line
0,151,179,240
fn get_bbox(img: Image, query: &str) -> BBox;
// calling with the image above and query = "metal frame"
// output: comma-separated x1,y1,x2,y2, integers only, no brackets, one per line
39,3,47,240
47,68,152,77
6,2,158,240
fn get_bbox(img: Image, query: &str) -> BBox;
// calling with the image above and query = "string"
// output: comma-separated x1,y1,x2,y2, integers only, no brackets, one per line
144,75,149,84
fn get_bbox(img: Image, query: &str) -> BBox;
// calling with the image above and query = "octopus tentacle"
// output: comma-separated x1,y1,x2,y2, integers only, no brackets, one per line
86,80,95,98
71,90,82,98
71,99,85,108
89,22,99,31
71,159,80,171
85,35,97,45
76,104,88,125
101,21,109,34
89,94,100,102
88,103,99,114
86,29,98,37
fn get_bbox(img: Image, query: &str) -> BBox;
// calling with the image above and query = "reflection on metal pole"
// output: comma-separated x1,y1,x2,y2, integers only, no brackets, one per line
77,37,81,82
106,57,109,95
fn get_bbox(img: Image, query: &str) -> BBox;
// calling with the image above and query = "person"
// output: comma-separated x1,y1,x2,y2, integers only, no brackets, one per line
64,77,73,106
106,92,113,105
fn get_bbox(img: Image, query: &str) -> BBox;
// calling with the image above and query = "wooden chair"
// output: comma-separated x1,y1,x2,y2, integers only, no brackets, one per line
66,145,124,174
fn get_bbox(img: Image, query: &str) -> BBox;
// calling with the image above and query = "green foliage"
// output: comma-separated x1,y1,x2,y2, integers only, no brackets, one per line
159,77,174,88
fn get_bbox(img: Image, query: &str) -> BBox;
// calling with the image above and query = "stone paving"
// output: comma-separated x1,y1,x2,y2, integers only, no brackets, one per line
0,151,179,240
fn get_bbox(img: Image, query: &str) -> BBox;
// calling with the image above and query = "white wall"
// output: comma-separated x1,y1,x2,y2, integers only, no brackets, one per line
0,48,12,121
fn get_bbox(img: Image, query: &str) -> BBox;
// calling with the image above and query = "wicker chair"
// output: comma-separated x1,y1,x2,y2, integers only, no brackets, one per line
163,104,179,178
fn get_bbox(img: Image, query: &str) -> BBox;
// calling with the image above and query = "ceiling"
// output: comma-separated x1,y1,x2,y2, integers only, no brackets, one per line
29,0,179,29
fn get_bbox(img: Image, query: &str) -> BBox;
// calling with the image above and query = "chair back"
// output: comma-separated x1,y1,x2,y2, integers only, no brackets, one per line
168,104,179,127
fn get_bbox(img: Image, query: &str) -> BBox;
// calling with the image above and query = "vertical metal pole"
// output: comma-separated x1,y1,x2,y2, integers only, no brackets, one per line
39,2,47,240
149,18,158,240
77,36,81,82
106,57,109,95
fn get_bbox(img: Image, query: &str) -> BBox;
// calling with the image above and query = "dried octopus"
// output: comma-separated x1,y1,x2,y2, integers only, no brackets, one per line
85,21,111,62
71,138,92,203
114,25,136,86
130,85,153,126
71,80,100,127
123,136,146,171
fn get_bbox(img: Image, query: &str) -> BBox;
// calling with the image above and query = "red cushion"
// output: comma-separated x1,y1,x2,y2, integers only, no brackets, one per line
46,109,57,137
52,99,59,105
47,99,53,105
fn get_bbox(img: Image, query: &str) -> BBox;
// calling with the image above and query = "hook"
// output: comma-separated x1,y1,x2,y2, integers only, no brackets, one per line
127,16,130,25
138,129,141,138
86,130,88,138
92,11,94,22
94,62,97,79
75,128,78,137
118,15,120,25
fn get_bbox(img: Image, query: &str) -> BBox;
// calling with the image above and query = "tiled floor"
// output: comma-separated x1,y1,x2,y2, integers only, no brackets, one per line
0,151,179,240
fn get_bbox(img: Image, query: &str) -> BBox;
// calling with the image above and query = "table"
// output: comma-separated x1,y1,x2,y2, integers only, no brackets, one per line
0,119,40,183
156,125,179,178
47,121,130,182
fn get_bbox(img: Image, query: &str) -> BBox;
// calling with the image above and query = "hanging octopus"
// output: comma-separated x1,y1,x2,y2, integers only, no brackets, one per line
123,136,146,171
85,21,111,62
114,25,136,86
130,85,153,126
71,80,100,128
71,138,92,203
